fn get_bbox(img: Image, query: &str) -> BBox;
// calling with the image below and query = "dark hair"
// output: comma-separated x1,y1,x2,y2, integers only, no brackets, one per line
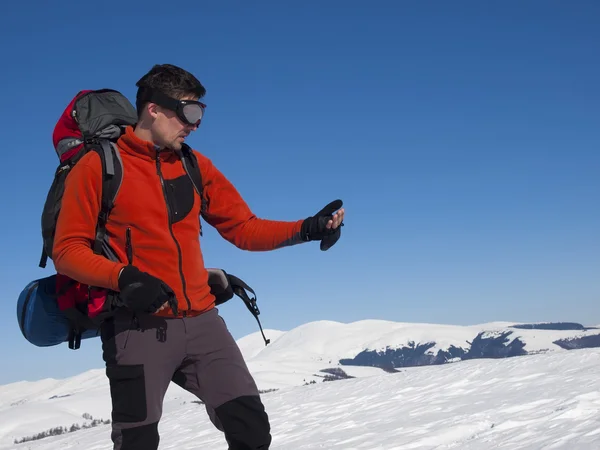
135,64,206,117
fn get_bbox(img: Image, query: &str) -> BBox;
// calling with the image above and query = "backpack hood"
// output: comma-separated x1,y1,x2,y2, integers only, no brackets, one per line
52,90,92,162
52,89,138,163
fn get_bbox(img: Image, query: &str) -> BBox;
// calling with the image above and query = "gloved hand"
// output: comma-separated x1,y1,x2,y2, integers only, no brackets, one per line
117,265,179,315
300,199,345,251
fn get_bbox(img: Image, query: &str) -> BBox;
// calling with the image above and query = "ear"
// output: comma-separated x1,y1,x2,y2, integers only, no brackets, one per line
147,102,159,120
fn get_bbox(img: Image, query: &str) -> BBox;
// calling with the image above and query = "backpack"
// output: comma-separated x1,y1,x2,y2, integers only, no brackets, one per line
17,89,269,350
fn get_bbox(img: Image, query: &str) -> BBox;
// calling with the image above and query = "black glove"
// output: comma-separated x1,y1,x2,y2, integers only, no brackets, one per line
300,199,344,251
207,268,234,305
117,265,178,315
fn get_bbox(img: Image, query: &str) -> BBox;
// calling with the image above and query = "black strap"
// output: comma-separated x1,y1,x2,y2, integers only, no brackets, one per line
68,328,81,350
93,141,121,255
63,307,97,350
180,144,207,217
39,140,118,267
228,274,271,346
39,248,48,269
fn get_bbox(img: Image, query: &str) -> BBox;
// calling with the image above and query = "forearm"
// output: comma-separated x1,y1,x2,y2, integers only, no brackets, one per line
53,237,125,291
217,216,305,251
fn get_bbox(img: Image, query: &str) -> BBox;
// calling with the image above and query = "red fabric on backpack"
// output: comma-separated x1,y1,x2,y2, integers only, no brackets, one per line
52,90,92,162
55,273,108,318
87,288,109,318
55,273,78,310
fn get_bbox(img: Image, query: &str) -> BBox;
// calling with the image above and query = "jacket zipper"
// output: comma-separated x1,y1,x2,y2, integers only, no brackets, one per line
155,152,192,313
126,227,133,264
125,227,140,329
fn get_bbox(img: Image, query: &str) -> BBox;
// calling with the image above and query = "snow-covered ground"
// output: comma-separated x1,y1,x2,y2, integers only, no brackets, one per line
1,320,599,449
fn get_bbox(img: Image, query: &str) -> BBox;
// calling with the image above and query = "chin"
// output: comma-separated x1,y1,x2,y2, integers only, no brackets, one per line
167,141,182,151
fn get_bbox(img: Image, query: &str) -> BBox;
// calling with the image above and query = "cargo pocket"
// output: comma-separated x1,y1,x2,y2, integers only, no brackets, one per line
106,364,147,423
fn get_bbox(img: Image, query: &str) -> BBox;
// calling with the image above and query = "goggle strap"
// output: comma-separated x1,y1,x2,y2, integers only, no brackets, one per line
139,88,205,125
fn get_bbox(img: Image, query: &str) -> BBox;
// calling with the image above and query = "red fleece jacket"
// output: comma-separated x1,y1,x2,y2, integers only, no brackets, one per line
52,126,304,316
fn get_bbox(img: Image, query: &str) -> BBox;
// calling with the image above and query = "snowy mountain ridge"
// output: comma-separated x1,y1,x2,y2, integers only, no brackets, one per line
239,318,600,378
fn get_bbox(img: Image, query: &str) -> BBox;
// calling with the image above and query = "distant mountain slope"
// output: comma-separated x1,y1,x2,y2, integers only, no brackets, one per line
242,319,600,378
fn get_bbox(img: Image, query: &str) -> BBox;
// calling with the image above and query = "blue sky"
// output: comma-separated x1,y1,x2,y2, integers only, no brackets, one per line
0,1,598,385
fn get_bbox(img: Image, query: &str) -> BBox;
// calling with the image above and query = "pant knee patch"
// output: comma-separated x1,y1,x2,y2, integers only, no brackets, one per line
121,421,159,450
107,364,147,423
215,395,272,449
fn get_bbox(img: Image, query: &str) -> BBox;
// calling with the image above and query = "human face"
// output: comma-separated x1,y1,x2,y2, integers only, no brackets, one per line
149,93,205,151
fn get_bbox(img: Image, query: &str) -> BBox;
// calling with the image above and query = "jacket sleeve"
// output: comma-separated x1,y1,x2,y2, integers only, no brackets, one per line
52,151,126,290
198,153,305,251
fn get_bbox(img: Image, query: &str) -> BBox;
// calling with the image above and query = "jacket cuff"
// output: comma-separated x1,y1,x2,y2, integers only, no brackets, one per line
109,263,127,291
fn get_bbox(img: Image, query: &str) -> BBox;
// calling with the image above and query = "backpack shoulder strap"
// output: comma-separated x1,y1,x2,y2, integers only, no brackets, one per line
91,140,123,257
38,140,123,268
180,144,208,219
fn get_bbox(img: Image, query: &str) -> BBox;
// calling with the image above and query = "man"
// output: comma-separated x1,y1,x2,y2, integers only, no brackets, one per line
52,64,344,450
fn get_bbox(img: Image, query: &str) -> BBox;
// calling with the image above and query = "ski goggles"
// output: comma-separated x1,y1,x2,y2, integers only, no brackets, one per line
143,88,206,126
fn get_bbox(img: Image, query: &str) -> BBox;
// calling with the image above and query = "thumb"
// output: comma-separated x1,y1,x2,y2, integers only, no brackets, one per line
316,199,343,217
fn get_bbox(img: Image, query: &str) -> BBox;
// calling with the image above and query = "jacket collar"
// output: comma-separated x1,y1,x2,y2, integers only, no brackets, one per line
117,125,178,162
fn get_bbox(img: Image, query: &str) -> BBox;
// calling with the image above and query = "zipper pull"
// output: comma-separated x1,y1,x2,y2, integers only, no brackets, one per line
126,227,133,264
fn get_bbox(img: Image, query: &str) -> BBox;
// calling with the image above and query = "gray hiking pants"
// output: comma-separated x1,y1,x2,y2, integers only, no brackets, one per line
100,307,271,449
